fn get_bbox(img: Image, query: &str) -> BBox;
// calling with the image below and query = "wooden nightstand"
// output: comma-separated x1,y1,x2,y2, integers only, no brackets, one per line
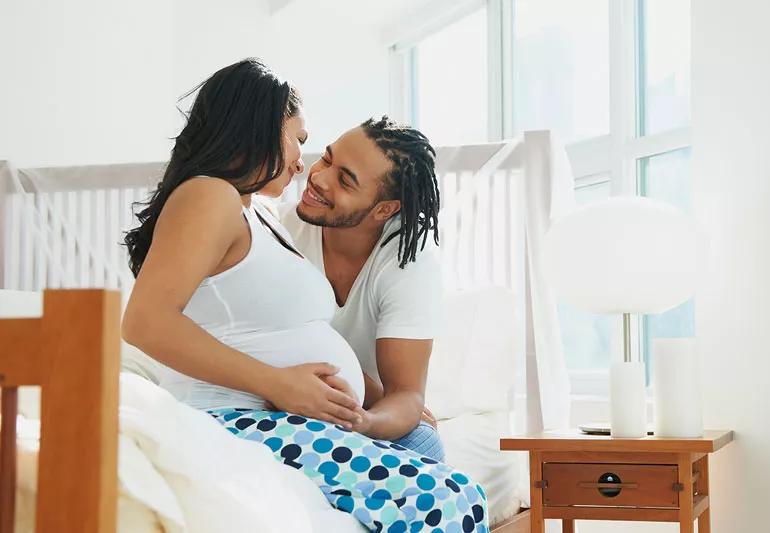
500,429,733,533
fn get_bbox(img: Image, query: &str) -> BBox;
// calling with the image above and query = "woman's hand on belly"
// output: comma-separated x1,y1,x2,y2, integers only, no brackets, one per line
267,363,365,428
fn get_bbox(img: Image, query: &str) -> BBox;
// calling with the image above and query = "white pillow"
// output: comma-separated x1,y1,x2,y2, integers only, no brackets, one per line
438,411,527,525
426,287,520,419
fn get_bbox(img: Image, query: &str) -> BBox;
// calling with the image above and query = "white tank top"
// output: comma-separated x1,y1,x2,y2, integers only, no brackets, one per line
159,198,365,410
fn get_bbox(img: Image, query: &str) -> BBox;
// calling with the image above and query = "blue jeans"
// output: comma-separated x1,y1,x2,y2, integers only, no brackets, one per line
392,421,445,462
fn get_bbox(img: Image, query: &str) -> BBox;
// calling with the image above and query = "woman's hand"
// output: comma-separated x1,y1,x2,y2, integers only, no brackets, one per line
267,363,365,428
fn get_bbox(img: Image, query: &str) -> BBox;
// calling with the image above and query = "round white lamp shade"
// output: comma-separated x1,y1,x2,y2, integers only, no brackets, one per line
543,197,698,314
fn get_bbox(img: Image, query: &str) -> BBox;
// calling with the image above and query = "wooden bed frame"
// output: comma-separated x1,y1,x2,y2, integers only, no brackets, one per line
0,289,529,533
0,290,120,533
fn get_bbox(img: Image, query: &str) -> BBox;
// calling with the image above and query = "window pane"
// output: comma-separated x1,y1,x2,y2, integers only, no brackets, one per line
639,148,694,380
512,0,610,143
560,177,614,370
414,8,487,146
639,0,691,135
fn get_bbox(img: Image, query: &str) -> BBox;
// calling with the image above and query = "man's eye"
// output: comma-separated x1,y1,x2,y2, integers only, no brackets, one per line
321,157,331,165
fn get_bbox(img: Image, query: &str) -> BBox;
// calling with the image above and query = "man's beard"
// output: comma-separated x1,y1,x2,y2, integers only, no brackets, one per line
296,202,376,228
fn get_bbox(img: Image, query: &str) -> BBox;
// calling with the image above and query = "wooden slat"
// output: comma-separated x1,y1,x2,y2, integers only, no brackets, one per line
49,192,64,287
693,494,710,521
77,190,91,286
106,189,120,289
93,189,106,287
4,195,21,289
34,194,47,290
35,289,120,533
21,194,34,290
0,387,19,533
64,191,78,287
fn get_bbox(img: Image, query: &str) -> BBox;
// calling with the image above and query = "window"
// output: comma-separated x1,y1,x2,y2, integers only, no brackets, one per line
412,6,488,146
391,0,693,394
512,0,610,143
638,0,691,135
639,147,694,381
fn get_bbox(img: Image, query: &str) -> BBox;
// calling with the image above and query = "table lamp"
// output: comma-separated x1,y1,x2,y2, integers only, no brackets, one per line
543,196,698,437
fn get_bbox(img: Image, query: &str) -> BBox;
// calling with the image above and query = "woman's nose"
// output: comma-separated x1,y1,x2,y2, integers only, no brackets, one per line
294,158,305,174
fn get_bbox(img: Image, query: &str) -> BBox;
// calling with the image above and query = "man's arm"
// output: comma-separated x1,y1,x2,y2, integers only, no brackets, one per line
352,338,431,440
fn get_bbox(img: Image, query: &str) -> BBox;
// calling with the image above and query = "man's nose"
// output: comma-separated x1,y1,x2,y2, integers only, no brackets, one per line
312,167,332,190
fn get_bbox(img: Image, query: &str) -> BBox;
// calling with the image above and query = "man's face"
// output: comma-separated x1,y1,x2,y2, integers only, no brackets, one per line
297,127,395,228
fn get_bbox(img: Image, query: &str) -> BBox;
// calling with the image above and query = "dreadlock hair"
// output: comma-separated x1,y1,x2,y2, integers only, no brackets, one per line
124,58,302,278
361,116,440,269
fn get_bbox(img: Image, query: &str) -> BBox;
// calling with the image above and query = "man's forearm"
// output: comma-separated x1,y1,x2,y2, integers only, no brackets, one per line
361,391,423,441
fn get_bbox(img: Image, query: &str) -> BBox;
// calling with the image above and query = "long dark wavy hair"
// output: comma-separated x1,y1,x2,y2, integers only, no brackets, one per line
124,58,302,277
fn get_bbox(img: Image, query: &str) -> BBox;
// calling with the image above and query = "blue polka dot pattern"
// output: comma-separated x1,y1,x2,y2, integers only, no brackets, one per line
382,454,401,468
417,474,436,490
209,408,488,532
306,421,325,432
351,456,372,473
312,438,333,454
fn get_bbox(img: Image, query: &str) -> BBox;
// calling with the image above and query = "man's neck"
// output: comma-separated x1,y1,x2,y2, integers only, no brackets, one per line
322,222,385,263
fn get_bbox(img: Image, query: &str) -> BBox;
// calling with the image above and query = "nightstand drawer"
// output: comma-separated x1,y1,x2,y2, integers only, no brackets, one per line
542,463,679,508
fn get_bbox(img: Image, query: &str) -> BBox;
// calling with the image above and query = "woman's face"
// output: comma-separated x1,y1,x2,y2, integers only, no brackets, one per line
259,112,308,197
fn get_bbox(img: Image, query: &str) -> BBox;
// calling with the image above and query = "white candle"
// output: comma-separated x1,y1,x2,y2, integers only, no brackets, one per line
610,362,647,438
652,338,703,438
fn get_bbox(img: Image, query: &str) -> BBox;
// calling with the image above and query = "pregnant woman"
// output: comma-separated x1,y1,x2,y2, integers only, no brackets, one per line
123,58,488,533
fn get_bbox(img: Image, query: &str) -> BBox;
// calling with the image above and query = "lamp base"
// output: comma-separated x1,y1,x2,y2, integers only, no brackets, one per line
609,361,648,438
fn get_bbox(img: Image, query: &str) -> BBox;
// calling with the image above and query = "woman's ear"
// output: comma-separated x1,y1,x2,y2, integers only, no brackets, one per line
373,200,401,221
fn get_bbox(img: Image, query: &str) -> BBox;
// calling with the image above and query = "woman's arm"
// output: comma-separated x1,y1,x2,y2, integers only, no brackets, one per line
123,177,363,426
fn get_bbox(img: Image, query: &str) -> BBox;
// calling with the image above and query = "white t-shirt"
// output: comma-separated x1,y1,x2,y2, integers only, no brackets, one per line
279,203,442,383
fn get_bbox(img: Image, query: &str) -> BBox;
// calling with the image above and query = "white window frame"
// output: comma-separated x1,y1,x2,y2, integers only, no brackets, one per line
388,0,692,397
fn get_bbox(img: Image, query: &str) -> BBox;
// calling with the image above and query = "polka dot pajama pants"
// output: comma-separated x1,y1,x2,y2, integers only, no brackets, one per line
209,408,489,533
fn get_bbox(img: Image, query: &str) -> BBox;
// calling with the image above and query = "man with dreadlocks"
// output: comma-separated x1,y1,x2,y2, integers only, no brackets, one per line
279,116,445,460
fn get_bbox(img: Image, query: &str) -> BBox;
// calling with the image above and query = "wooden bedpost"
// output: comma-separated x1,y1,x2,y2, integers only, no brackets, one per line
0,289,120,533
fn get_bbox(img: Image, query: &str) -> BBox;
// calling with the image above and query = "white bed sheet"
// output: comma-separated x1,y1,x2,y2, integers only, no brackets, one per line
14,373,365,533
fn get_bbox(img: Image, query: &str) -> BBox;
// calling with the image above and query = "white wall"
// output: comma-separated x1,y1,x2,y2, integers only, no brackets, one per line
0,0,392,167
691,0,770,531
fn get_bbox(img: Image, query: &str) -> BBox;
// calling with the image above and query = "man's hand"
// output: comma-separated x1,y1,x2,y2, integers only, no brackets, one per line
421,406,438,430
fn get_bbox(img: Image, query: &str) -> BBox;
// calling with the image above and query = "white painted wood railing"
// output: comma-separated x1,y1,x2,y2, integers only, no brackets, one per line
0,142,526,295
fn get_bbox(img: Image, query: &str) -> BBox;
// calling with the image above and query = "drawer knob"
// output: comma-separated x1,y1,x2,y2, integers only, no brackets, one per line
580,472,631,498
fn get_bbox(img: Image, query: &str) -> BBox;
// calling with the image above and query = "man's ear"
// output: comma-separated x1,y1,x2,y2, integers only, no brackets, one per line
372,200,401,221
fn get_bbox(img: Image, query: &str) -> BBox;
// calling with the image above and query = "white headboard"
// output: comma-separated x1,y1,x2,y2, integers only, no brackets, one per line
0,142,526,294
0,132,573,432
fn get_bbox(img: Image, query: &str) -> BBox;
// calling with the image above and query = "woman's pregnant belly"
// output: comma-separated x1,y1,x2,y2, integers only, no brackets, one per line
229,321,365,406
